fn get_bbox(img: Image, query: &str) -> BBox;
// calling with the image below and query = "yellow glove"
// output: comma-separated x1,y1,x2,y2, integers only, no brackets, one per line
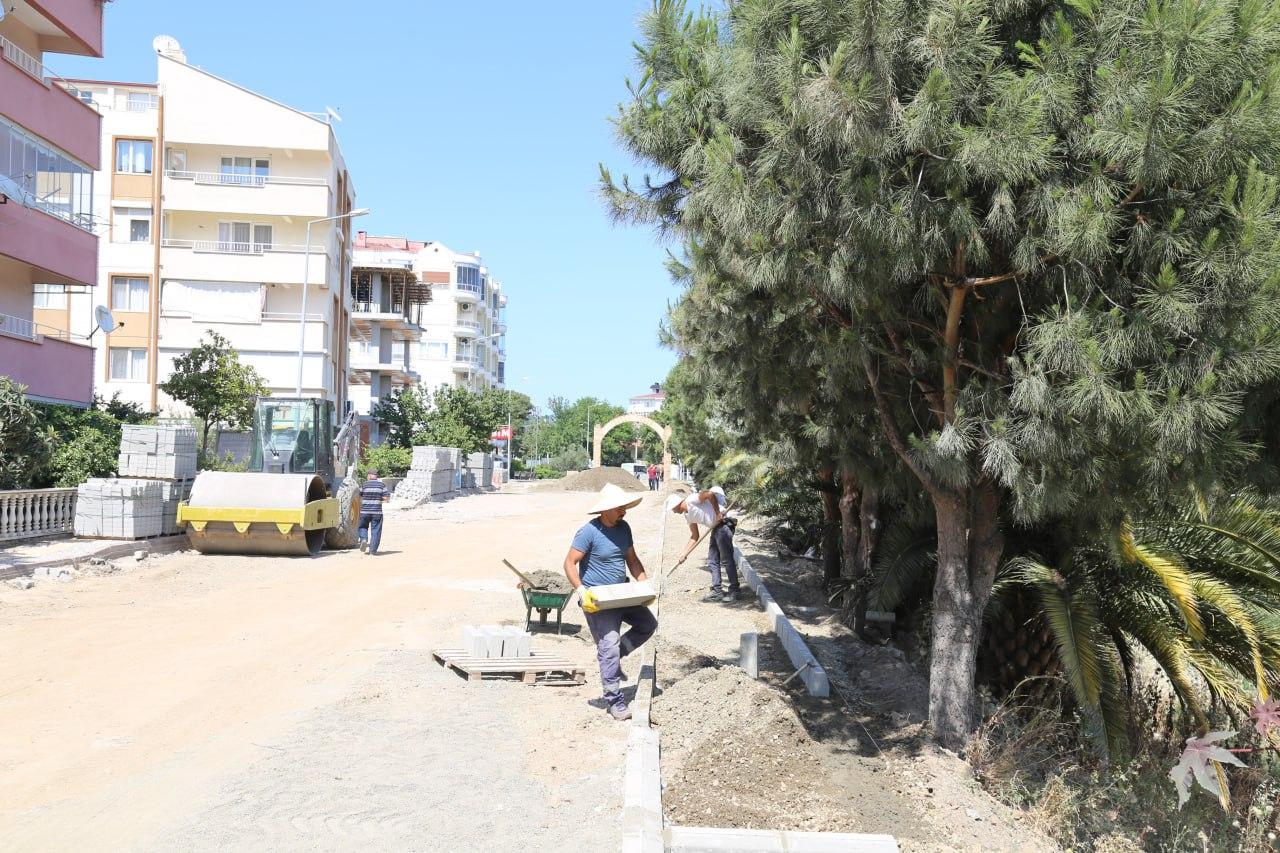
578,586,600,614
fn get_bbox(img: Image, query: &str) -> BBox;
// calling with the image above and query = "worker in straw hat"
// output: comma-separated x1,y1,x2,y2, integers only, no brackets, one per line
563,483,656,722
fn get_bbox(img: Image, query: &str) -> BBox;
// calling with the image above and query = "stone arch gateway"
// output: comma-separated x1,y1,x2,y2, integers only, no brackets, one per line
592,414,673,479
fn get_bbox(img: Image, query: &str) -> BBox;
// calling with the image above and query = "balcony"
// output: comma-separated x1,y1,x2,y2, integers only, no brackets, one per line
452,318,481,336
163,170,330,218
0,315,93,406
24,0,105,57
0,39,100,167
453,283,481,303
351,303,422,341
161,239,329,285
0,192,97,286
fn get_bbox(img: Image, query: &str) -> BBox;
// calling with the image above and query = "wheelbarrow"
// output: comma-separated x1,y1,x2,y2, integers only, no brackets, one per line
503,559,573,634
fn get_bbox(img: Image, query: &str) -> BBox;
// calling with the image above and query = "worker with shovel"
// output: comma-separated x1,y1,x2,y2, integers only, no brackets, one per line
563,483,656,722
667,486,738,602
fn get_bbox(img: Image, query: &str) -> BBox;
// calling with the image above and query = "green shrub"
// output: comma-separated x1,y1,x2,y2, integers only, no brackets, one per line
547,446,588,473
534,465,561,480
198,451,248,472
359,444,412,478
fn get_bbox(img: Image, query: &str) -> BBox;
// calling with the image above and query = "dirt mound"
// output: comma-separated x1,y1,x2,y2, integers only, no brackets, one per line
521,570,571,594
535,467,648,494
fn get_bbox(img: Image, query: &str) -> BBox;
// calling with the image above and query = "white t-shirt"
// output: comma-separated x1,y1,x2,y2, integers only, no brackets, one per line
684,488,727,528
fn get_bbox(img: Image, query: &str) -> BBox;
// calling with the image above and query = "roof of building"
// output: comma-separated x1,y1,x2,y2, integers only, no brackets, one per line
629,393,666,400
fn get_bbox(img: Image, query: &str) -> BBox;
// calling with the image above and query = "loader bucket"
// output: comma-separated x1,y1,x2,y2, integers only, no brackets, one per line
177,472,337,556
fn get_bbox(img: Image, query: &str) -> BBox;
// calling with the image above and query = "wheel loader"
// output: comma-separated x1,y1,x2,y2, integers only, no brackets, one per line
176,398,362,556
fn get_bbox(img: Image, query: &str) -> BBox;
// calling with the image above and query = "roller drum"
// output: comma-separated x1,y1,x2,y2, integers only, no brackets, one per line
182,473,331,557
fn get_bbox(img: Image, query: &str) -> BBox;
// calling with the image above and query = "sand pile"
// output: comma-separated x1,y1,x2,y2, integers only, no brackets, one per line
535,467,648,493
521,570,572,594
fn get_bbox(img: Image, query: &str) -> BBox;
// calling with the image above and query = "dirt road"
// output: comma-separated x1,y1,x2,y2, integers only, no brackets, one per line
0,485,665,852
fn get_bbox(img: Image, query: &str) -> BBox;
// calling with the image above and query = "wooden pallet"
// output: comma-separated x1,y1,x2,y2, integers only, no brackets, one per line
432,648,586,685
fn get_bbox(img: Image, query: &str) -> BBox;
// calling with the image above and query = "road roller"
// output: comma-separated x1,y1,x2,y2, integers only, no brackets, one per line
177,398,361,556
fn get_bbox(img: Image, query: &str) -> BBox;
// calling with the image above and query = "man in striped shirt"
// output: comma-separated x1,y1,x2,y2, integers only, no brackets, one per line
357,470,390,555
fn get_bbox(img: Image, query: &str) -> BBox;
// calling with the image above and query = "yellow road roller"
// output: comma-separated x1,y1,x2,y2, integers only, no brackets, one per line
177,398,361,556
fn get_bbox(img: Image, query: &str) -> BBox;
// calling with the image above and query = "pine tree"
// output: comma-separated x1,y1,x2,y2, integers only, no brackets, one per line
608,0,1280,747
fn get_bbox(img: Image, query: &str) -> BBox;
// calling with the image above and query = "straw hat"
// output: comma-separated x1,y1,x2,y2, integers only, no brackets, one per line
588,483,644,514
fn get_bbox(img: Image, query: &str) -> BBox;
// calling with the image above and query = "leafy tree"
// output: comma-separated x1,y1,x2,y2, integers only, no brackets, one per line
609,0,1280,747
160,331,269,460
359,444,412,478
0,377,52,488
410,385,531,456
371,386,430,449
33,393,156,487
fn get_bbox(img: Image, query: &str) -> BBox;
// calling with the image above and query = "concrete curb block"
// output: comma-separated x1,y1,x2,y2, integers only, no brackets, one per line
737,547,830,698
621,496,666,853
0,535,189,582
665,825,899,852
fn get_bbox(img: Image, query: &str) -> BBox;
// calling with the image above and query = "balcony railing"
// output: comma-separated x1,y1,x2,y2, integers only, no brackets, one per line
456,282,483,294
165,170,328,188
455,319,481,331
0,487,77,542
0,313,36,341
0,34,46,82
161,238,315,255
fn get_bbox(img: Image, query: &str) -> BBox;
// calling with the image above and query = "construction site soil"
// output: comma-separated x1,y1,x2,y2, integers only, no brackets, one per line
521,569,572,594
655,512,1058,850
534,467,649,493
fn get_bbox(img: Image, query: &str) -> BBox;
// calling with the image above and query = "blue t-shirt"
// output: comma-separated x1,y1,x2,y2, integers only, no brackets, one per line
571,518,634,587
360,480,389,515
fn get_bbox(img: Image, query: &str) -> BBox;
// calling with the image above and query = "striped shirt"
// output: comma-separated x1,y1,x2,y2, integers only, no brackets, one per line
359,479,389,515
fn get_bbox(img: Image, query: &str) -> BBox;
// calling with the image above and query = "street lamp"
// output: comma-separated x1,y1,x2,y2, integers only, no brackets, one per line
295,207,370,396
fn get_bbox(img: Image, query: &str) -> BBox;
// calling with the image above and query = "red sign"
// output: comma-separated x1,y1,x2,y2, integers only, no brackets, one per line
490,426,513,441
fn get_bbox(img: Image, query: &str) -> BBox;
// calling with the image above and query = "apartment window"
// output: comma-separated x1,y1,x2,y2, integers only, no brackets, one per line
113,206,152,244
219,156,269,186
33,284,66,309
126,92,157,112
111,277,149,312
456,265,481,287
165,148,187,173
252,224,273,251
109,348,147,381
0,116,95,231
115,139,152,174
217,221,252,252
424,341,449,360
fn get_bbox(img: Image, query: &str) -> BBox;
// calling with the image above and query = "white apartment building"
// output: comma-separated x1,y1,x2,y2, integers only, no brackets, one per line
350,233,507,444
47,38,357,413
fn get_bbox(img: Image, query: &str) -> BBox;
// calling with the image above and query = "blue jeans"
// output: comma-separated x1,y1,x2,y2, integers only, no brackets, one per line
708,524,738,592
583,604,657,708
357,513,383,553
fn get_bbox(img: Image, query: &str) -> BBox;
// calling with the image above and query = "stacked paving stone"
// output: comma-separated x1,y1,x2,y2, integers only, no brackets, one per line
73,425,198,539
394,445,462,505
462,452,496,491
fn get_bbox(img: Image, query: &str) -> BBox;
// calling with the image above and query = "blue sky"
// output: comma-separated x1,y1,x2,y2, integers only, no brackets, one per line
53,0,681,412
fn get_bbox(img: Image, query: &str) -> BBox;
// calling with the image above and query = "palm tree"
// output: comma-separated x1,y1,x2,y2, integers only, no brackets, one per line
872,495,1280,755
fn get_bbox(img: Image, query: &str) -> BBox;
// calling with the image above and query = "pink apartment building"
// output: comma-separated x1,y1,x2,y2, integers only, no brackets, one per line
0,0,103,406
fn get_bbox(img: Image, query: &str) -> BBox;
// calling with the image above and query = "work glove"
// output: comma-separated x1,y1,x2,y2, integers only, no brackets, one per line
577,586,600,614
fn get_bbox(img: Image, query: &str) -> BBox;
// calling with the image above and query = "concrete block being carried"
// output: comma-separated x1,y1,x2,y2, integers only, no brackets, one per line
588,580,657,610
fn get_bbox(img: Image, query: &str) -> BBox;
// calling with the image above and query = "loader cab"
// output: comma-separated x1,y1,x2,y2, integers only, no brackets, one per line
249,398,336,481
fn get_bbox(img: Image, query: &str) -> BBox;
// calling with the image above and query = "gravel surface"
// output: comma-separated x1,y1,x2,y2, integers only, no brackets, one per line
535,468,648,493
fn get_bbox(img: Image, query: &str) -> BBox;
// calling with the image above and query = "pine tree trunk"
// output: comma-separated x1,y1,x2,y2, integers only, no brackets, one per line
818,466,842,586
927,485,1003,749
838,464,866,634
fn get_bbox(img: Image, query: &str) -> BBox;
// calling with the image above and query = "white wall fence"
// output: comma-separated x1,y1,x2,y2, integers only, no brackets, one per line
0,488,77,542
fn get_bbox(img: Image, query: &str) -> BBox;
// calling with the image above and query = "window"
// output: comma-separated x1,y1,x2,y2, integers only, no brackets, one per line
113,206,152,243
252,224,273,251
165,148,187,173
115,139,152,174
130,219,151,243
111,277,149,312
456,265,481,287
33,284,66,309
126,92,157,112
424,341,449,360
109,348,147,381
0,116,94,231
218,221,252,252
219,156,269,186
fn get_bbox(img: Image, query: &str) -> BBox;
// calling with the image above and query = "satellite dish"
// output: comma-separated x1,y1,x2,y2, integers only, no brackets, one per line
152,34,180,54
94,305,117,335
324,106,343,123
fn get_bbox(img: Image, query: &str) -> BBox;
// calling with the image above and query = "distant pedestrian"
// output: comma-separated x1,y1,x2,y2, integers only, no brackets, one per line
647,463,658,491
564,484,656,722
357,470,390,555
667,486,738,602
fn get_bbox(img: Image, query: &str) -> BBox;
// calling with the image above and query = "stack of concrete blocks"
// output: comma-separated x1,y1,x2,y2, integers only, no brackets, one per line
72,425,198,539
394,446,461,506
462,625,532,658
462,452,495,491
73,479,164,539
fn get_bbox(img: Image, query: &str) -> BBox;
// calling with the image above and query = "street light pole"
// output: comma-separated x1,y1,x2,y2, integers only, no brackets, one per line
296,207,370,397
